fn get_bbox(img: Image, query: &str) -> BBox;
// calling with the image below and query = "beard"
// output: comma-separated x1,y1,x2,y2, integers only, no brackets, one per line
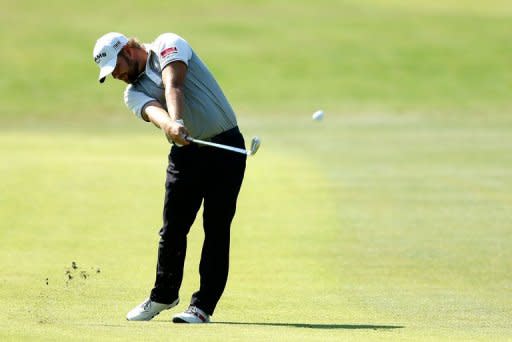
126,59,143,84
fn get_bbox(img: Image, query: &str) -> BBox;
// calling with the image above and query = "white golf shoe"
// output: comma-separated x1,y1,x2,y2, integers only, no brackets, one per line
126,298,179,321
172,306,210,323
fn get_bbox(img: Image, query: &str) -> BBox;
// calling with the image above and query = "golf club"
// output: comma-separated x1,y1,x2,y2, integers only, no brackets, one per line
185,136,261,156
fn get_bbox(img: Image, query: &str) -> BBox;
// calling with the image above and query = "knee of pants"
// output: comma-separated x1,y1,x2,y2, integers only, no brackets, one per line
203,204,237,225
159,226,188,243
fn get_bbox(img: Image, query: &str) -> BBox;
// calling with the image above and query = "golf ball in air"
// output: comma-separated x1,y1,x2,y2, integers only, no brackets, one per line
312,110,324,121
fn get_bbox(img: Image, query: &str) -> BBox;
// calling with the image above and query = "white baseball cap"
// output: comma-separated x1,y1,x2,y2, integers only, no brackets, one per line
93,32,128,83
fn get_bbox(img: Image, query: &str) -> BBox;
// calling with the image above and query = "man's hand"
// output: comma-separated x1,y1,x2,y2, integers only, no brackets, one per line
162,119,190,146
142,102,190,146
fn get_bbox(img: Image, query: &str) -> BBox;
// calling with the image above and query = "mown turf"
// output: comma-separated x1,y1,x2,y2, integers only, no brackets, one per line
1,0,511,341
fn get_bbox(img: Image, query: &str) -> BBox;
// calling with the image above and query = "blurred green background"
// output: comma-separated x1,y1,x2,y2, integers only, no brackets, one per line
1,0,511,341
2,0,511,122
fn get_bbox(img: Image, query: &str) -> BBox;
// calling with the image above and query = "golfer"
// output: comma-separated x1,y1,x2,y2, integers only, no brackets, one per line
93,32,246,323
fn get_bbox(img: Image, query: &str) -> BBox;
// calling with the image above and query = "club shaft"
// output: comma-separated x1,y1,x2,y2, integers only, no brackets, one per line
187,137,250,155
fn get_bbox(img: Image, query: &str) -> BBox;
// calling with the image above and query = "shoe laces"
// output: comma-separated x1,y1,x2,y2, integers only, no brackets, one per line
142,299,152,311
185,306,207,321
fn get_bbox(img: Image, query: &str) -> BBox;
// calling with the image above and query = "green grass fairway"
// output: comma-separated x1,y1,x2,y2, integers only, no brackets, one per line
1,0,512,341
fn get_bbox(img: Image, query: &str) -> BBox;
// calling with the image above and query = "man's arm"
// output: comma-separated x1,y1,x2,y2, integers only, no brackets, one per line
143,101,189,145
161,61,188,122
142,61,190,146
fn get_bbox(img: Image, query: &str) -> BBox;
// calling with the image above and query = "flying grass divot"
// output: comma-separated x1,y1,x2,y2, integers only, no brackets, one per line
56,261,102,286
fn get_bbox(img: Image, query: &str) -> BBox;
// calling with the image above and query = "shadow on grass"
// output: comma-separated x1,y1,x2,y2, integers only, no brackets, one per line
212,322,404,330
77,322,404,330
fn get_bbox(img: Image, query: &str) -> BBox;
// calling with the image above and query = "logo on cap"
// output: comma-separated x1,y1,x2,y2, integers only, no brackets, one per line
94,52,107,64
113,40,122,50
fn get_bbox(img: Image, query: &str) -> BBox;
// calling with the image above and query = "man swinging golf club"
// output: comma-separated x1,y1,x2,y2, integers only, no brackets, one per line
93,32,247,323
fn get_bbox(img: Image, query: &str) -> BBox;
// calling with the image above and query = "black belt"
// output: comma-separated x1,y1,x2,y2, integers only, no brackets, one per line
204,126,240,144
174,126,241,147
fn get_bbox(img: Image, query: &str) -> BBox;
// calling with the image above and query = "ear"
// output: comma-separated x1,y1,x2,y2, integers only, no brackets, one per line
122,45,132,57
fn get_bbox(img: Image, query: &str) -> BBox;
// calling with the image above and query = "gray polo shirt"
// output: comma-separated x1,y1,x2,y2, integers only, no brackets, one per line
124,33,237,139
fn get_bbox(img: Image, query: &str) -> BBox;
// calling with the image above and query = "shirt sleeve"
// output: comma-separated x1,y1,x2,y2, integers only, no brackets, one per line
153,33,193,70
124,85,155,120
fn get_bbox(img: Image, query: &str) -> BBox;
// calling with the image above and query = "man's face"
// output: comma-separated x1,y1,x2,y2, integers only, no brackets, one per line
111,48,141,84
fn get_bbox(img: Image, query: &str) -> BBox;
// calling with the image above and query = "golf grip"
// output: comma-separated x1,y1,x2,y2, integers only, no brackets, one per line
185,136,250,155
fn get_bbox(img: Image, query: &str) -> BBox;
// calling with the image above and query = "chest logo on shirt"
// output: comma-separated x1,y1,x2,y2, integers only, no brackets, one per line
160,47,178,58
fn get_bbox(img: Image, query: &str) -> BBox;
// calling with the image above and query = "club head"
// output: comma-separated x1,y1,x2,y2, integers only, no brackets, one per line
249,136,261,156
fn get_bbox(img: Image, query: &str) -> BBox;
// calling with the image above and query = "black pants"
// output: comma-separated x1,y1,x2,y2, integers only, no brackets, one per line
150,127,246,315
